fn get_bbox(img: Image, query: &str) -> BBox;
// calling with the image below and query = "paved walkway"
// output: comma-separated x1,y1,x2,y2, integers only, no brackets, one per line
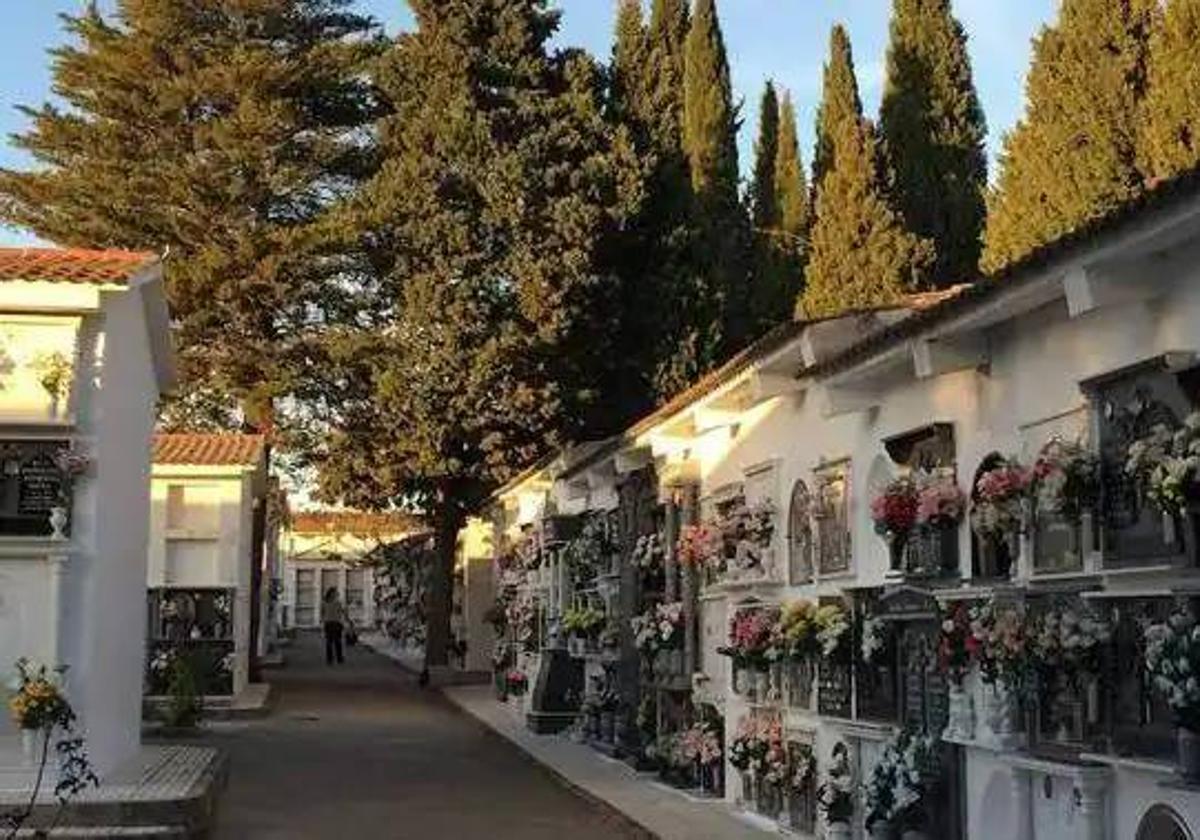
204,634,648,840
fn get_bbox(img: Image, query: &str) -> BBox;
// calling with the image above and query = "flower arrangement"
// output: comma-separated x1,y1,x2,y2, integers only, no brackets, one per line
1144,607,1200,732
814,603,851,659
789,743,816,792
505,670,529,696
32,351,73,401
861,614,890,665
718,607,781,670
566,516,615,571
915,476,966,530
778,600,820,660
970,460,1031,543
817,742,854,825
937,603,976,685
562,605,606,639
676,523,724,569
678,720,723,768
728,717,769,774
1028,605,1112,689
719,496,777,548
760,722,789,787
870,477,919,540
505,594,539,651
631,602,684,655
967,599,1026,687
8,660,70,731
1032,439,1100,523
864,730,939,831
1126,412,1200,517
632,533,665,570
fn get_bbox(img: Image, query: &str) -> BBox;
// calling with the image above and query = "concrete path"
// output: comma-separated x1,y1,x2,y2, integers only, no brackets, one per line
203,633,648,840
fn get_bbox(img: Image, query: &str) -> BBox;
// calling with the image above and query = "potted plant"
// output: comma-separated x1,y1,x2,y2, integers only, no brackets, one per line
864,730,939,840
1032,440,1099,566
8,658,71,766
1126,412,1200,538
937,603,976,741
1144,606,1200,782
679,719,723,796
718,607,780,701
913,475,965,575
871,477,919,573
817,742,854,840
968,598,1026,743
562,605,605,656
970,460,1030,571
729,717,767,807
779,600,819,706
756,720,787,819
1028,605,1111,744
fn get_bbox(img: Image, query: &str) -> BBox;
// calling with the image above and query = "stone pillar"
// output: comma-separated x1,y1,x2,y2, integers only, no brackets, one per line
1008,766,1033,840
1075,774,1109,840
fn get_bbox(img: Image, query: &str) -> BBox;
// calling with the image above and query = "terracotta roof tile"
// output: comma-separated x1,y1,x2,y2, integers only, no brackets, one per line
0,247,157,286
152,434,266,467
289,511,426,536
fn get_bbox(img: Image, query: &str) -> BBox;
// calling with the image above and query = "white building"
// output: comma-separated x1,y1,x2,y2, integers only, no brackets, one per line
146,433,269,701
0,247,172,779
473,169,1200,839
280,511,416,631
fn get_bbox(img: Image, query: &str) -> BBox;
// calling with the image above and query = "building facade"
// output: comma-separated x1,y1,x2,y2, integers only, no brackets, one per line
473,172,1200,839
0,248,173,780
146,433,269,700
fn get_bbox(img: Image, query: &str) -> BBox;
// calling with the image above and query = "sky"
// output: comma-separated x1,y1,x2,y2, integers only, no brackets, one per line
0,0,1058,245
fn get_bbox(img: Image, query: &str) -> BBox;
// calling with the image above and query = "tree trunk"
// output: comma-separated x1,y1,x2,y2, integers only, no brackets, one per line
424,501,466,669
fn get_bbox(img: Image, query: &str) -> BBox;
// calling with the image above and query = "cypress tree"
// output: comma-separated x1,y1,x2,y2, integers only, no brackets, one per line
982,0,1155,273
776,93,811,257
684,0,751,355
880,0,987,288
315,1,637,667
800,26,931,319
1139,0,1200,182
750,82,781,234
0,0,381,433
612,0,649,130
812,26,863,191
749,84,808,329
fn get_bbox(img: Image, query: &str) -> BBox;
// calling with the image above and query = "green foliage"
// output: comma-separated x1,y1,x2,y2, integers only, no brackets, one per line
164,657,201,730
314,0,637,665
749,84,808,330
880,0,987,288
1139,0,1200,181
982,0,1155,273
683,0,751,362
801,26,931,320
0,0,383,434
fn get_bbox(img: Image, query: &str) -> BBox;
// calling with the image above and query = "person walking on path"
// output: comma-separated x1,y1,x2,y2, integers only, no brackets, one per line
321,587,350,665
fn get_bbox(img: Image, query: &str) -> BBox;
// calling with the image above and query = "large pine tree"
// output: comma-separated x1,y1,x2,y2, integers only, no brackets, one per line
982,0,1155,273
801,26,931,319
315,0,637,667
1139,0,1200,182
0,0,381,433
880,0,987,288
683,0,751,355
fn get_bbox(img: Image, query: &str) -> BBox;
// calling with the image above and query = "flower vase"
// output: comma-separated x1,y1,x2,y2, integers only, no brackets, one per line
753,670,770,704
887,533,907,578
1178,728,1200,783
20,728,40,767
870,823,896,840
668,648,684,676
739,772,756,807
944,683,975,741
827,823,852,840
755,781,781,820
983,681,1017,744
49,506,68,540
1054,680,1083,743
733,666,746,696
599,712,615,744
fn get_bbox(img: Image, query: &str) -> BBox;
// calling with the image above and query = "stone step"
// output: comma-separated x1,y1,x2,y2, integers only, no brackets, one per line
10,826,187,839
